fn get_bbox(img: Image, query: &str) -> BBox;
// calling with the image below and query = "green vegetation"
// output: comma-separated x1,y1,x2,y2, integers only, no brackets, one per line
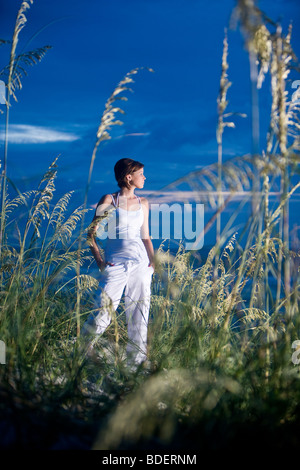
0,0,299,450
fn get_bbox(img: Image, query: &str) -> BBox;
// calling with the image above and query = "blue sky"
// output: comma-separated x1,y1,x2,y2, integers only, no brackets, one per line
0,0,299,246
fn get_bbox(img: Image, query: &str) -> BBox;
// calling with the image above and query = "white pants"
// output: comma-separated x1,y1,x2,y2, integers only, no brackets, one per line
82,260,153,365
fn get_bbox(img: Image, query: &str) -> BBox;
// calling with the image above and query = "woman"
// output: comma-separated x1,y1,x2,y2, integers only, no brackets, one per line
82,158,155,367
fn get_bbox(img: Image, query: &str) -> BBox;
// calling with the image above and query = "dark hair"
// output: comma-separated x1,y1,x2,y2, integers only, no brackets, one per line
114,158,144,189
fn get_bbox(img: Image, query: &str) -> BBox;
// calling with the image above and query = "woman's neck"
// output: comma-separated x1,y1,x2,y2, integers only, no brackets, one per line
119,187,136,199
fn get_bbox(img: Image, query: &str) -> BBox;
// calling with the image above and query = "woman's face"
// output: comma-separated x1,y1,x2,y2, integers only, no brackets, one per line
128,167,146,189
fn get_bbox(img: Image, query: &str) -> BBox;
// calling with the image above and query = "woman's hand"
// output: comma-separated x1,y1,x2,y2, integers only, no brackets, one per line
98,259,106,271
148,261,155,272
99,260,115,271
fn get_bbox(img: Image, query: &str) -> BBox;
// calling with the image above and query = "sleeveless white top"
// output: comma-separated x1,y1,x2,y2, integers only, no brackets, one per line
104,193,149,265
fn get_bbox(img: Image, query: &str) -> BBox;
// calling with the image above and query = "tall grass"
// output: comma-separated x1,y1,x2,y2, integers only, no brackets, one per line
0,0,300,450
0,0,51,258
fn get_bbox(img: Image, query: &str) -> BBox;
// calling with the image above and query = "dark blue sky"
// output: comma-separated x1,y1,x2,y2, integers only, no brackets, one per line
0,0,299,243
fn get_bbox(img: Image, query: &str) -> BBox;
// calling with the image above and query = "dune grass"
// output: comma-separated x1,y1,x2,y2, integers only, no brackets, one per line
0,0,300,450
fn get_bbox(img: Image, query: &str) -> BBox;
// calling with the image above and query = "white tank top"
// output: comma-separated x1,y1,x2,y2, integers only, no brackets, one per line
104,193,148,264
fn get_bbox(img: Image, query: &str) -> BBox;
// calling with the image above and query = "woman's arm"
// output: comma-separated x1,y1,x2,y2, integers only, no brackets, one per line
87,194,114,270
141,197,155,270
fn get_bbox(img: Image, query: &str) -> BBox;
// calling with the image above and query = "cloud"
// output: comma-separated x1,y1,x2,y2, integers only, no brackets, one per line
115,132,151,139
1,124,81,144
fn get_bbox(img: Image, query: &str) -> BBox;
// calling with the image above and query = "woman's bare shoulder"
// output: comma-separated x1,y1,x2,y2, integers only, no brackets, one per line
140,196,149,204
94,194,115,216
140,196,150,210
97,193,114,205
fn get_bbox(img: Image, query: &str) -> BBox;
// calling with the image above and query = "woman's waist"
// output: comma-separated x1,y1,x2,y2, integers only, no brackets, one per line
105,237,144,248
106,229,141,239
105,238,147,260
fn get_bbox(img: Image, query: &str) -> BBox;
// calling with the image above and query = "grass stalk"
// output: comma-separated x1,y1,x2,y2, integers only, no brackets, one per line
1,0,300,451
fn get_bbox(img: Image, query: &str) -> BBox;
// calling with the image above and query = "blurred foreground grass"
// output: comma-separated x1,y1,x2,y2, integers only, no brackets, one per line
1,0,300,451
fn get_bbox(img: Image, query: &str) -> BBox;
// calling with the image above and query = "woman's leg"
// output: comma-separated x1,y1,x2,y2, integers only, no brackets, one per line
124,262,153,365
82,264,127,338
